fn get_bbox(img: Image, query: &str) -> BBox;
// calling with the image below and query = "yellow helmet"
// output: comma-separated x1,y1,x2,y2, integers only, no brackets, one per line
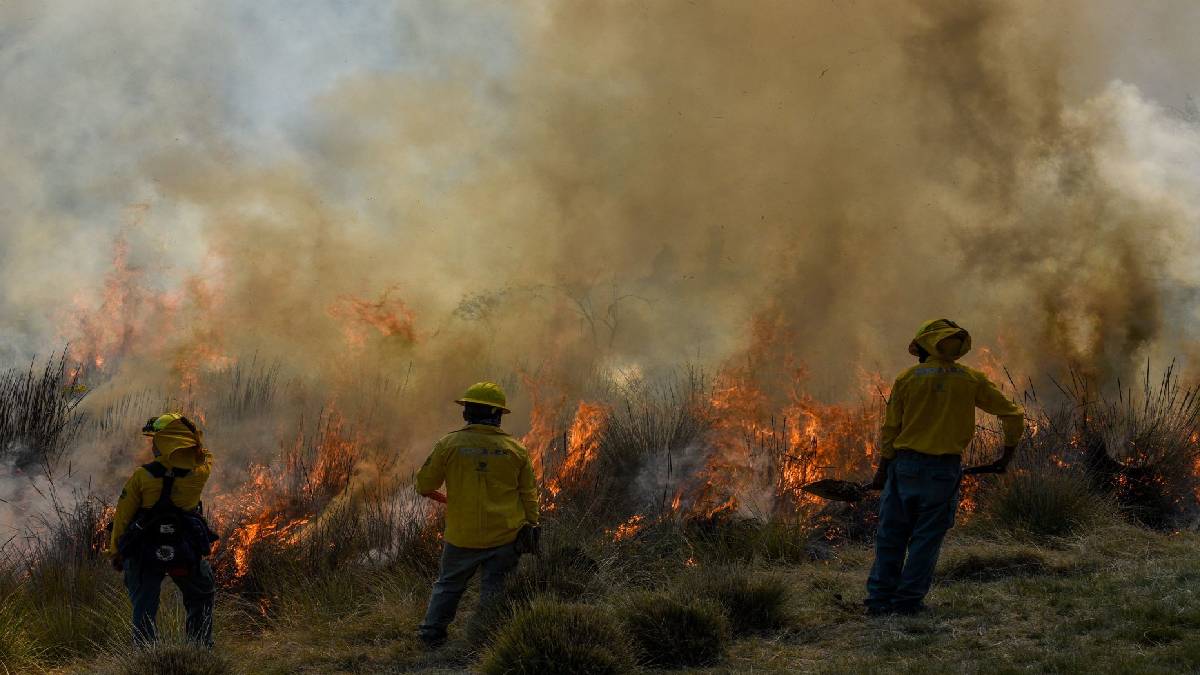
141,412,186,436
455,382,511,414
908,318,972,358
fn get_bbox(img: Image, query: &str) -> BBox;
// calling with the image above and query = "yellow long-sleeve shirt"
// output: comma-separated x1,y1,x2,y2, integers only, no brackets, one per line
106,447,212,557
416,424,539,549
880,357,1024,460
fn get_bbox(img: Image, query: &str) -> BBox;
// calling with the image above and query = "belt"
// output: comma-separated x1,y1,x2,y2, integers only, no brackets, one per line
894,449,961,464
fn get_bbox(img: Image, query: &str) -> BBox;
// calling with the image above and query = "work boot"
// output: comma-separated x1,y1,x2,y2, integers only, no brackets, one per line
863,598,893,617
892,601,929,616
418,630,447,650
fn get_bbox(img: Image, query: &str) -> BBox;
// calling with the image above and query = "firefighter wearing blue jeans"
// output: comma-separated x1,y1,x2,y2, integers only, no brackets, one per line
865,320,1024,615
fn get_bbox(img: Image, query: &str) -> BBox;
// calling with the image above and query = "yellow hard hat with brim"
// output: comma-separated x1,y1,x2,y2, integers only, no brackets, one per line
908,318,971,357
455,382,511,414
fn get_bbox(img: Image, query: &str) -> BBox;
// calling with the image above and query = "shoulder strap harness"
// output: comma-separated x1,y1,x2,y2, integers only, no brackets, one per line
142,462,191,512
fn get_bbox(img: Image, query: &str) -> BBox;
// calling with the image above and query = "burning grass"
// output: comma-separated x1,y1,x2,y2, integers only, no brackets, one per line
6,354,1200,671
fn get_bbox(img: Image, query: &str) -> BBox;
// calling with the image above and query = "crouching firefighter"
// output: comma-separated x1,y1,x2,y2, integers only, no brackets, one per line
865,319,1024,616
106,413,219,647
416,382,540,648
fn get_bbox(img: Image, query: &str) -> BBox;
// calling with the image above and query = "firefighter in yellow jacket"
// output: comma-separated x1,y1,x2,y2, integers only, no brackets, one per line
416,382,540,647
865,319,1024,615
107,413,217,646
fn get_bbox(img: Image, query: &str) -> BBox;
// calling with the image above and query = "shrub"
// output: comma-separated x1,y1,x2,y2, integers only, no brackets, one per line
622,592,729,669
691,568,792,635
101,640,235,675
481,599,633,675
979,471,1105,538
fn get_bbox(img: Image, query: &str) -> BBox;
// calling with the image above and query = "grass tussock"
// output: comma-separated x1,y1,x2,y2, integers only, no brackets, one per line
937,547,1054,582
98,641,234,675
689,567,792,635
0,597,41,673
976,470,1107,539
481,599,633,675
622,592,729,669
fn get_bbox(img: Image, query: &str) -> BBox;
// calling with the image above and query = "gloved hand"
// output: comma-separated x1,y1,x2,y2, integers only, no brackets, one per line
867,459,891,491
994,446,1016,473
514,523,541,556
110,554,125,573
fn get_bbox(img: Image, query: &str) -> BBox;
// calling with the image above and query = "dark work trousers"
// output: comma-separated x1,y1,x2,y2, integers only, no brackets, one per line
418,542,519,641
866,450,963,611
123,557,216,647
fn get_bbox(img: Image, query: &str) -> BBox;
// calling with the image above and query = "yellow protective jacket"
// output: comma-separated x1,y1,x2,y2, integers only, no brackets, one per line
881,326,1024,460
106,420,212,557
416,424,539,549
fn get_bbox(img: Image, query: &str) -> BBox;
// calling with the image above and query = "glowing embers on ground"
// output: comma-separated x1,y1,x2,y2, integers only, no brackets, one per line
608,513,645,541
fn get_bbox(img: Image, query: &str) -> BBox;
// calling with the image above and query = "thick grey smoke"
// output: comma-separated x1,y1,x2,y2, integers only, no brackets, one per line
2,0,1200,534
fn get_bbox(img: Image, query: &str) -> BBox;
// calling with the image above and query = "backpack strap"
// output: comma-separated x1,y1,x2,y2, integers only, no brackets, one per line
141,461,191,512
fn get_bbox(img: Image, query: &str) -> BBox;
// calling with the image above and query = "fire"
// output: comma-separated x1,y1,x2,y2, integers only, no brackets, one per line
210,409,360,583
545,401,609,501
682,317,884,520
329,289,417,350
609,514,645,541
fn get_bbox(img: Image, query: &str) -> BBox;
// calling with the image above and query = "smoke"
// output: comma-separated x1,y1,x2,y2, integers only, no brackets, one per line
3,1,1200,532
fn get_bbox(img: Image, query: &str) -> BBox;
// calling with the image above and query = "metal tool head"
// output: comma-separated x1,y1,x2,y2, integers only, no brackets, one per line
801,478,867,503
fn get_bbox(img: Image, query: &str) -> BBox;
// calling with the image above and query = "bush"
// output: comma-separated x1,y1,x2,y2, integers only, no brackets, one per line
979,471,1105,538
691,568,792,635
481,599,633,675
101,641,234,675
622,592,729,669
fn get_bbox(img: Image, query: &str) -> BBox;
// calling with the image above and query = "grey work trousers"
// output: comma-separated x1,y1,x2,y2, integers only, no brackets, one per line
418,541,519,640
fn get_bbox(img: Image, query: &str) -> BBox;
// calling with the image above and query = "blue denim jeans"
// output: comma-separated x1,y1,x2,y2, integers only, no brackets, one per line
866,451,962,611
123,557,215,647
418,542,519,640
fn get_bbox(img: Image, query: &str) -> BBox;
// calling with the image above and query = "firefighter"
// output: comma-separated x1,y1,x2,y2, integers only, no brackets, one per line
416,382,540,648
107,413,217,647
865,319,1024,615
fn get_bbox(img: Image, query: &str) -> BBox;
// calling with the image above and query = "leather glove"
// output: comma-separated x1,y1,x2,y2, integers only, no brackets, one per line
111,554,125,573
868,459,891,491
994,446,1016,473
514,524,541,556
